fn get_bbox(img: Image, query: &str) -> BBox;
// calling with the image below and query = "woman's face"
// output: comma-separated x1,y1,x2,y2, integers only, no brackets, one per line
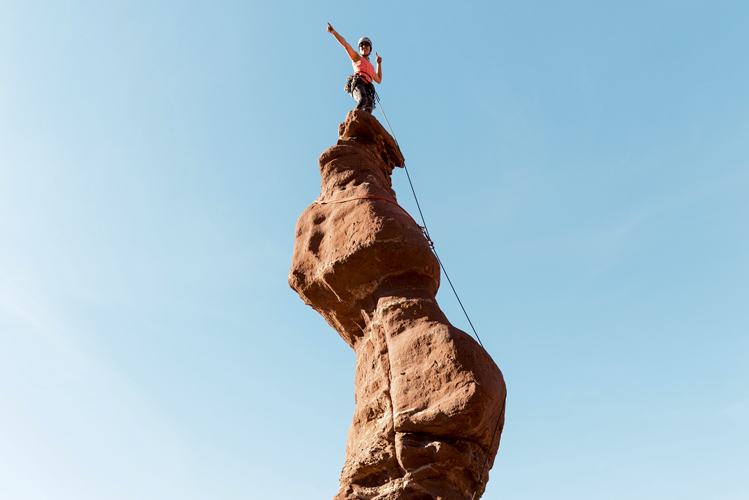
359,43,371,56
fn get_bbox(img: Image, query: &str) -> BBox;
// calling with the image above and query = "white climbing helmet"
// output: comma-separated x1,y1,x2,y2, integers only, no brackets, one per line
358,37,372,49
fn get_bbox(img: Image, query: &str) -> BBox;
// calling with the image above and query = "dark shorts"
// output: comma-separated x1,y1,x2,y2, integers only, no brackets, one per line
346,75,376,113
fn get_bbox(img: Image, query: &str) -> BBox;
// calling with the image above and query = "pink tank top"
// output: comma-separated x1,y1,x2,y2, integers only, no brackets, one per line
352,57,375,83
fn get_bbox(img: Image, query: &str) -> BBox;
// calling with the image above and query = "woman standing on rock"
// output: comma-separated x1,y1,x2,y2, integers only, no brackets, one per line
327,22,382,114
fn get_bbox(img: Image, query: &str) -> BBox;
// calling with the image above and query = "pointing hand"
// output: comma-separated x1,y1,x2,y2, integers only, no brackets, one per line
376,52,382,64
327,22,334,33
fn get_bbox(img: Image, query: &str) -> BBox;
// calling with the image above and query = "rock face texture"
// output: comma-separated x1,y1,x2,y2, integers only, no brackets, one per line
289,110,506,500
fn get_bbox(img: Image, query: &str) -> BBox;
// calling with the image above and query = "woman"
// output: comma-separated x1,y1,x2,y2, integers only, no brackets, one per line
327,22,382,113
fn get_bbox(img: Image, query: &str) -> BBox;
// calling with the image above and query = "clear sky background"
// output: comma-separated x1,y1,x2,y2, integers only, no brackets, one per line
1,1,747,499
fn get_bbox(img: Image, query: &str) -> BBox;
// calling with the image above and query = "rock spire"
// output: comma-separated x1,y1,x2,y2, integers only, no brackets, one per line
289,110,506,500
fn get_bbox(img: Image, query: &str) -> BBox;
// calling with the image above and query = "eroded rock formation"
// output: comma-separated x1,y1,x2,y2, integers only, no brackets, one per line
289,110,506,500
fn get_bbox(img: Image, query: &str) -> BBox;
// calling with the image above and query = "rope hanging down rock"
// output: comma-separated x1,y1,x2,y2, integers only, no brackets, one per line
375,90,506,500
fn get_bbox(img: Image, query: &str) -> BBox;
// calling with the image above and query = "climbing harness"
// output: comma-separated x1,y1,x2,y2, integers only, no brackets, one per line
375,90,507,500
345,74,376,97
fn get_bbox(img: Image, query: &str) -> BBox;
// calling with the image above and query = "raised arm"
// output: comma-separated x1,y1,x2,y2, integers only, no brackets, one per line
327,22,360,62
373,52,382,84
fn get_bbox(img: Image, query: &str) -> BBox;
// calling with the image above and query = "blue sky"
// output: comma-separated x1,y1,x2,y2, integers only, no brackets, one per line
1,1,747,499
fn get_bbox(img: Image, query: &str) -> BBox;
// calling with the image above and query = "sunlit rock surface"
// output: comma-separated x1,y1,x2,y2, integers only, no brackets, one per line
289,110,506,500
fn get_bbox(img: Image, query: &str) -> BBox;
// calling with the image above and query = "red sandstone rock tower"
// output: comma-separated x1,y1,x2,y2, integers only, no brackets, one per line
289,111,506,500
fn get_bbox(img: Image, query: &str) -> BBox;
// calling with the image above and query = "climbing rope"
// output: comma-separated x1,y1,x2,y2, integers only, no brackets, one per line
375,92,485,346
375,91,506,499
